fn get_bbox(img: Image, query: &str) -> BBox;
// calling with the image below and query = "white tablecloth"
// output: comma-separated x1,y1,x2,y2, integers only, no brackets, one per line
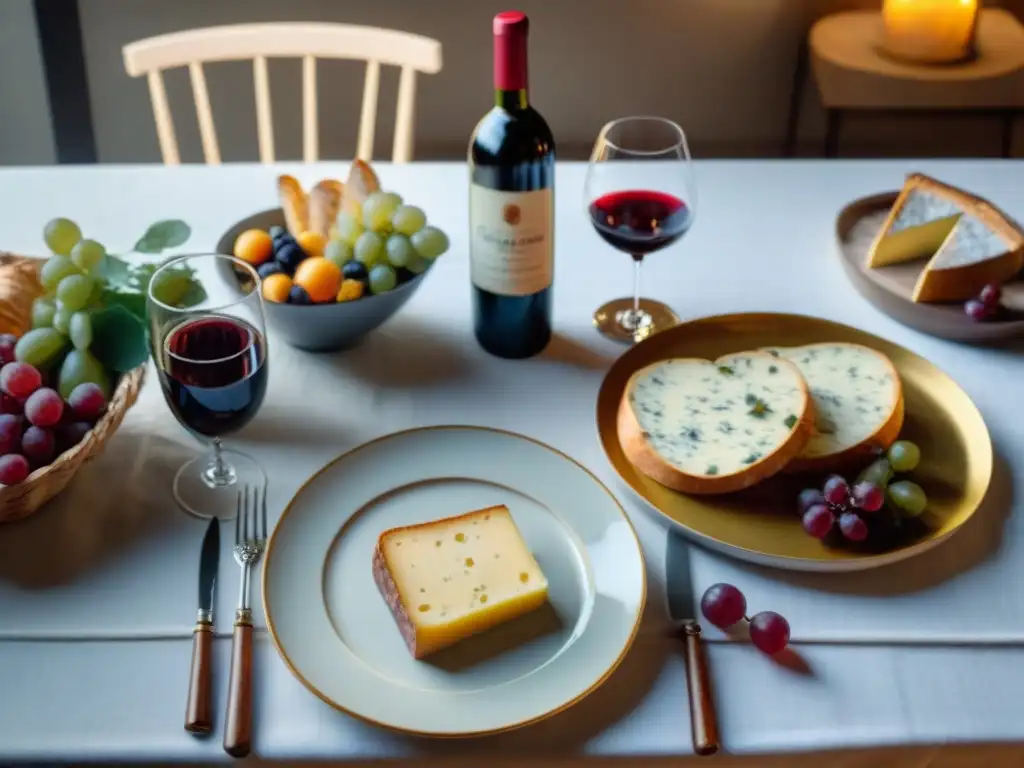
0,160,1022,764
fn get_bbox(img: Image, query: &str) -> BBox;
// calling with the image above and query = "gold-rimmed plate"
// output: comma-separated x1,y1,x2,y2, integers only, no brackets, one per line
262,426,646,737
597,313,993,572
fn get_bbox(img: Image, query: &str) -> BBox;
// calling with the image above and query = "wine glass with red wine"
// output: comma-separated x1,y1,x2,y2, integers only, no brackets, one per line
147,253,268,520
584,116,696,343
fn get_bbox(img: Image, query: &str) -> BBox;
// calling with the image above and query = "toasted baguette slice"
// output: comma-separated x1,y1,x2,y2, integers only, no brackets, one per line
277,175,308,236
618,352,814,495
308,179,344,238
761,343,904,474
372,505,549,659
341,159,381,216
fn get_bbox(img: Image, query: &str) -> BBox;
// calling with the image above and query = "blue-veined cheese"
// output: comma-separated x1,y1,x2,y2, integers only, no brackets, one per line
619,352,812,493
762,343,903,471
866,182,962,268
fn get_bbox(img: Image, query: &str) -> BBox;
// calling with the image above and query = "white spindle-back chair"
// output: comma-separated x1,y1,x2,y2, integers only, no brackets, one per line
122,22,443,165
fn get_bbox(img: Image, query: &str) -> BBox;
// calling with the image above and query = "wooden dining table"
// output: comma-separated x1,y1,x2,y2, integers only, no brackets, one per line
0,158,1022,767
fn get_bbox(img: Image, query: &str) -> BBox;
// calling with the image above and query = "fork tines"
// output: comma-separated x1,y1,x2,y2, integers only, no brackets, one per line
235,484,268,546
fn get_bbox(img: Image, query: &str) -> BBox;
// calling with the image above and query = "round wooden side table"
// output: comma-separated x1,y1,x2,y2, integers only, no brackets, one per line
785,9,1024,157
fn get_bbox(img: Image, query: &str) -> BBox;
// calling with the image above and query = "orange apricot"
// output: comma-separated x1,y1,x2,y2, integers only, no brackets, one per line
296,231,327,259
262,273,292,303
336,278,365,302
234,228,273,265
293,256,342,303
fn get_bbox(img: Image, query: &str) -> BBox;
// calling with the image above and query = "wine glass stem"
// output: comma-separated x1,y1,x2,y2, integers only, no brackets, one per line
210,438,230,483
632,254,643,315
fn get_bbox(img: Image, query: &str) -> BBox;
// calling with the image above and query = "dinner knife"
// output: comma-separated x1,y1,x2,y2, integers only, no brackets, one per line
665,529,720,756
185,517,220,735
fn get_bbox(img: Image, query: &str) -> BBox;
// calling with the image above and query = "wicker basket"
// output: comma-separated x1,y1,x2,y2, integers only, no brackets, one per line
0,252,145,523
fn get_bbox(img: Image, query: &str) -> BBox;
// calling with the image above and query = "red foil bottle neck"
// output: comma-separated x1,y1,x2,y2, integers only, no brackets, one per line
493,11,529,92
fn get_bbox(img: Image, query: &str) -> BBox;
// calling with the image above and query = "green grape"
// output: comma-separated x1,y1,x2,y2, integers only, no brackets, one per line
324,238,353,269
14,327,69,370
150,268,192,307
857,458,893,488
58,348,111,399
353,231,385,267
391,205,427,236
53,307,74,335
43,217,82,256
70,238,106,271
887,480,928,517
31,297,57,329
887,440,921,472
69,311,93,350
368,264,397,295
363,192,402,232
56,274,94,312
385,233,416,268
410,226,450,260
40,255,81,292
335,211,364,245
405,252,429,275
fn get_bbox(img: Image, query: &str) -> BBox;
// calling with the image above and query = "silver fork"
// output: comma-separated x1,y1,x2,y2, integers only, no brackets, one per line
224,485,267,759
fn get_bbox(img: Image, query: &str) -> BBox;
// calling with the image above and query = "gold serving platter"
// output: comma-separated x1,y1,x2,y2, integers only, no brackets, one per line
596,312,993,571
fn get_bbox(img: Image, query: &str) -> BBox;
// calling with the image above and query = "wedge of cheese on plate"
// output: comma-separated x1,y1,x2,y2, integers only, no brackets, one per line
617,351,814,495
866,173,1024,303
372,505,548,659
761,343,904,473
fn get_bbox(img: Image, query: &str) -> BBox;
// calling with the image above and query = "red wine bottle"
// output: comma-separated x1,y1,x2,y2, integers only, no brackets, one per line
469,11,555,359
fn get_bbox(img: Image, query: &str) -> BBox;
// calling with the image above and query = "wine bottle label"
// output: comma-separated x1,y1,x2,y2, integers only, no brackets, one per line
469,184,553,296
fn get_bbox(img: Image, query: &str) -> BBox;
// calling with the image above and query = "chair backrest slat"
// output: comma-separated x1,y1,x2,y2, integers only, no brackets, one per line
188,62,221,164
122,22,443,164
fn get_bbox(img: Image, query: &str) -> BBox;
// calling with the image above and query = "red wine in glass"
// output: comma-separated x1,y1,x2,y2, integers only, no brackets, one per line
159,315,268,438
588,190,692,254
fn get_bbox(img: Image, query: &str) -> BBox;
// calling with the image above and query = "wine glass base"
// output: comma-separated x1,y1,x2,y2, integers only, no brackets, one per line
173,448,266,521
593,298,680,343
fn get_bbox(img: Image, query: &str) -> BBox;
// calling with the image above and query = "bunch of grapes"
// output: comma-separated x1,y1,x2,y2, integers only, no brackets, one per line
964,283,1003,323
326,191,450,298
699,583,791,656
797,440,928,545
0,345,107,486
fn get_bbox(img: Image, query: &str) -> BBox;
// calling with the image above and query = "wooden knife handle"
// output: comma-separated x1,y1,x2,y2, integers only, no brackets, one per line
224,613,254,758
682,622,720,756
184,621,214,734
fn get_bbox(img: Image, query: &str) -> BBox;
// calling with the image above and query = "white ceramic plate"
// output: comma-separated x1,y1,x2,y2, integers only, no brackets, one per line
262,426,646,737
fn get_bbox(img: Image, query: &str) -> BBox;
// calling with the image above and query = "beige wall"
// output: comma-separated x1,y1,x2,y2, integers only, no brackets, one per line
0,0,55,165
3,0,1024,165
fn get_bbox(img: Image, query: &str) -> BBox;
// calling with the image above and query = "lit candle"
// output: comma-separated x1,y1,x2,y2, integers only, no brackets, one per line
882,0,979,64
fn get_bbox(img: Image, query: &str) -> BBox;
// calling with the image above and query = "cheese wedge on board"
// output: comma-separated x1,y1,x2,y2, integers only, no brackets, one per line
866,174,964,269
762,344,904,473
372,505,549,659
617,351,814,495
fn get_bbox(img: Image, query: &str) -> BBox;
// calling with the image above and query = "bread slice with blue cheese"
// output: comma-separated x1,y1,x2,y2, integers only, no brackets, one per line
762,343,903,473
617,351,814,495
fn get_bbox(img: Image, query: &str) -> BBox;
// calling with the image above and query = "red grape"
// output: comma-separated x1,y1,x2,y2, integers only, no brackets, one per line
749,611,791,656
839,512,869,542
55,421,91,453
797,488,826,515
980,283,1002,309
24,387,63,427
965,299,992,322
0,362,41,398
851,481,884,512
0,413,21,455
21,426,55,464
67,382,107,422
0,334,16,366
823,475,850,506
0,453,29,485
700,583,747,629
0,393,21,415
801,504,834,539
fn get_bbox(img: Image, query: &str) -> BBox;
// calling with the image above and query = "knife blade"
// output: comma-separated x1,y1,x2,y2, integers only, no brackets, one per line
185,517,220,735
665,529,720,756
